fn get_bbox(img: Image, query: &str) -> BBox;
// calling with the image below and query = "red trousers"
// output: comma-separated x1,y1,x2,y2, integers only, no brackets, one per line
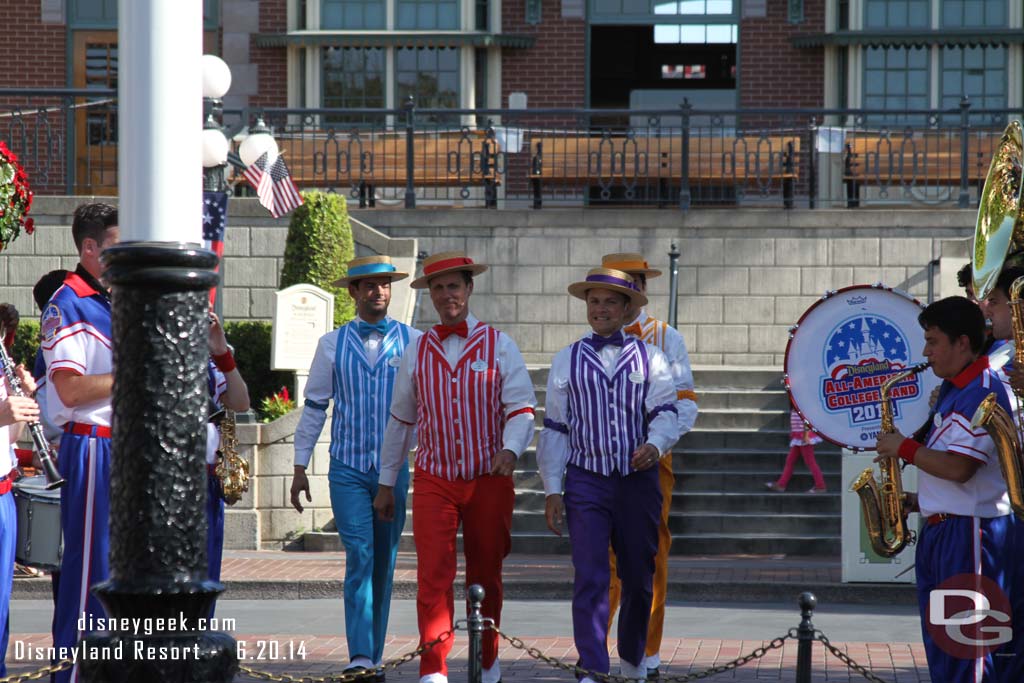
413,468,514,677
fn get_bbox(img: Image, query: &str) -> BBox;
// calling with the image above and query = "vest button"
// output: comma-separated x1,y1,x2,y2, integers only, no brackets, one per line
451,377,458,383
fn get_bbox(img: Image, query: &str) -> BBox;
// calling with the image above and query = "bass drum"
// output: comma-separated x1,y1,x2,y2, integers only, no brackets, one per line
784,284,940,451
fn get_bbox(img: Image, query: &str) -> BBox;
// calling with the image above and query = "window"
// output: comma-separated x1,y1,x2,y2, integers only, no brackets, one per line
321,0,386,29
863,47,929,119
864,0,929,28
941,47,1007,113
323,47,386,123
396,47,460,110
396,0,459,29
941,0,1006,27
654,24,737,43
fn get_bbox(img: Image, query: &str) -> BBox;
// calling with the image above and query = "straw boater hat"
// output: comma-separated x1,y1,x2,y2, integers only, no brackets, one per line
601,252,662,279
410,251,488,289
567,268,648,308
333,255,409,287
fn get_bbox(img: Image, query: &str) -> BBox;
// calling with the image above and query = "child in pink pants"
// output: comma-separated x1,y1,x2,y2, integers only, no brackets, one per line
765,409,826,493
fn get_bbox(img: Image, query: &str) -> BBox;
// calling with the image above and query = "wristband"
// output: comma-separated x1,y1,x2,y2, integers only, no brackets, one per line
898,438,921,465
212,350,236,373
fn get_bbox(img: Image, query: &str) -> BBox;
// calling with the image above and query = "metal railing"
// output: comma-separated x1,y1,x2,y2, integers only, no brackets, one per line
2,89,1020,210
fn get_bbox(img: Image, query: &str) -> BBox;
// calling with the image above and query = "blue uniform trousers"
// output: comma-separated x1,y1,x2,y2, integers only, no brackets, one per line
207,467,225,617
564,464,661,674
329,461,409,664
916,514,1024,683
53,430,111,683
0,489,16,676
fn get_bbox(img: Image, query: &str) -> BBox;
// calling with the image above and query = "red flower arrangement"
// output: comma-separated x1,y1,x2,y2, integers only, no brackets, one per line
0,141,33,249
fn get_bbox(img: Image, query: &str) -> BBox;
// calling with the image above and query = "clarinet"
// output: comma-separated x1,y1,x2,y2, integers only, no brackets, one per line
0,332,64,489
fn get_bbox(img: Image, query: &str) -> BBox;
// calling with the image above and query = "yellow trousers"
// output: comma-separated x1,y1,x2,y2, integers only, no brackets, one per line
608,457,674,659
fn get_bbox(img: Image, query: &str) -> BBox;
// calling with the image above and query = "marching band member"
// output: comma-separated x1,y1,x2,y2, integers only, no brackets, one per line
204,312,249,613
600,253,697,678
374,251,536,683
40,202,118,683
979,266,1024,401
876,296,1019,683
0,303,40,677
537,267,680,683
290,256,419,677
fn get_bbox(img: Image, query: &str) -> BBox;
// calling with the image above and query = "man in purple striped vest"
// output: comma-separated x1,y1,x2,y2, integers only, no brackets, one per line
537,267,681,683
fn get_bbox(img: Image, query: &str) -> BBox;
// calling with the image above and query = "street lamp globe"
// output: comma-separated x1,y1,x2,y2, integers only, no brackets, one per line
238,119,278,168
201,125,230,168
201,54,232,100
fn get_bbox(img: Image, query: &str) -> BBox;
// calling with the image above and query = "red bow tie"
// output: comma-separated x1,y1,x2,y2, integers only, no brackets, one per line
434,320,469,341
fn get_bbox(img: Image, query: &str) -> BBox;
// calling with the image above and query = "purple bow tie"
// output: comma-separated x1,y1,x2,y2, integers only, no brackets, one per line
587,331,625,351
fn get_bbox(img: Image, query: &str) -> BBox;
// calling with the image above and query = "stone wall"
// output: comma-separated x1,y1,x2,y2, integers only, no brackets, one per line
357,208,976,365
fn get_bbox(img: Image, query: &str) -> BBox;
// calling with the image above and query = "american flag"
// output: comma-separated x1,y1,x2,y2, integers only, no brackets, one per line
243,152,304,218
202,190,229,306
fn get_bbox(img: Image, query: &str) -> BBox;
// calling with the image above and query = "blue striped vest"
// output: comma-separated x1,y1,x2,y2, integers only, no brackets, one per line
328,318,412,472
566,337,650,475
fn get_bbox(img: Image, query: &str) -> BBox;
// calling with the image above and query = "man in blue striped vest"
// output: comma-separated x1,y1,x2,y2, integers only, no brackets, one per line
537,267,682,683
291,255,421,679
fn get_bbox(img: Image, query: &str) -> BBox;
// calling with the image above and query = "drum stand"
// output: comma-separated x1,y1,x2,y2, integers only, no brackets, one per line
79,242,236,682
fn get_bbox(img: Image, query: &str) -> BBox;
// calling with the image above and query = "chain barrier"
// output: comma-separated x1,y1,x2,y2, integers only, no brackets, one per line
239,629,453,683
814,631,893,683
0,658,73,682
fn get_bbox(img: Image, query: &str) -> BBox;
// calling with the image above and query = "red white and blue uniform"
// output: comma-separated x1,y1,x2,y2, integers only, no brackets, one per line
205,361,228,595
915,357,1022,683
379,314,535,683
537,331,680,677
40,268,112,683
0,385,18,677
293,316,419,666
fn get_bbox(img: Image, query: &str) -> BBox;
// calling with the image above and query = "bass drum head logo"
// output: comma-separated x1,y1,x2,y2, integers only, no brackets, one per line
927,573,1013,659
820,314,920,429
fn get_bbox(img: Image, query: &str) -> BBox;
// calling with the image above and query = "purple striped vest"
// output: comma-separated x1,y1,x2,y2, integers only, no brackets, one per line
566,337,650,475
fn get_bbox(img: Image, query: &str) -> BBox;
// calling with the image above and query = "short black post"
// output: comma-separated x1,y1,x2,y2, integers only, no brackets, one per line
80,243,237,682
958,96,971,208
467,584,486,683
782,140,795,209
667,242,681,329
404,95,417,209
795,592,817,683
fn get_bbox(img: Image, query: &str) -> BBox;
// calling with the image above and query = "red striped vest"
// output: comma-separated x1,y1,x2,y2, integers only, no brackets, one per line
415,323,504,480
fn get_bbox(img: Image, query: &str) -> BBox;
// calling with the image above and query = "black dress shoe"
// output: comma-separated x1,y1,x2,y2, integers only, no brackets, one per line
342,665,374,681
647,667,660,680
375,671,385,683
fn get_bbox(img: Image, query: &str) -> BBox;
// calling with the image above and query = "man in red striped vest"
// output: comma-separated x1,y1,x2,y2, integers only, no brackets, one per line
374,251,536,683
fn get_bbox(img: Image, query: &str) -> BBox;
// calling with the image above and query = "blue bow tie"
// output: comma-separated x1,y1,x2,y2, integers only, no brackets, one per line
356,320,388,338
586,331,625,351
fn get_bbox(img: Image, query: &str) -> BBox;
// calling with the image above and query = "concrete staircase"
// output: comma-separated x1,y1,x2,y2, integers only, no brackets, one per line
307,366,842,556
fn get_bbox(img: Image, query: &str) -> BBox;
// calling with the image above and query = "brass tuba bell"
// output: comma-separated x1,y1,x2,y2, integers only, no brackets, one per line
972,120,1024,300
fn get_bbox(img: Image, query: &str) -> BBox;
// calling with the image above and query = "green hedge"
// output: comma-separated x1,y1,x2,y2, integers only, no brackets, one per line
12,319,293,421
280,191,355,326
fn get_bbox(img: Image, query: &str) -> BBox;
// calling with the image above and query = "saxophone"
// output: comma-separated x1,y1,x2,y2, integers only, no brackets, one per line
215,409,250,505
970,275,1024,519
849,362,929,557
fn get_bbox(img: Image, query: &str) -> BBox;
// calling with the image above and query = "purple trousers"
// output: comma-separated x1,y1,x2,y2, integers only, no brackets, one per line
565,463,661,673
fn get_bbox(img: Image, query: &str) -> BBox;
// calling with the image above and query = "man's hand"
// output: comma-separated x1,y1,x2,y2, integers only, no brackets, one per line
290,466,311,513
928,385,940,409
208,312,229,356
14,364,36,396
544,494,564,536
874,432,905,460
630,443,660,471
490,449,516,477
0,396,39,428
374,485,395,522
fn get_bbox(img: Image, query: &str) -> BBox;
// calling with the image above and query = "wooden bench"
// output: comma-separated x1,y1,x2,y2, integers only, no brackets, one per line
843,131,1001,207
529,135,801,208
276,130,501,207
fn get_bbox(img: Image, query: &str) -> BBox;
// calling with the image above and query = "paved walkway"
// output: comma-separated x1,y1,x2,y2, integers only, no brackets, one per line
8,550,930,680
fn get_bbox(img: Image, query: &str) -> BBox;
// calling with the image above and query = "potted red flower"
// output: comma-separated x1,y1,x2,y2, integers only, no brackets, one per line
0,141,33,249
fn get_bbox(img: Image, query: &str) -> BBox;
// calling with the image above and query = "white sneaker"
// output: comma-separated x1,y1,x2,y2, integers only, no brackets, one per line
419,674,448,683
620,659,646,681
482,660,501,683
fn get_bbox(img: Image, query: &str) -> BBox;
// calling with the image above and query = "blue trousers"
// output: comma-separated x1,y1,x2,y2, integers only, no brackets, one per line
564,464,661,674
53,431,111,683
329,461,409,663
207,468,225,617
0,489,15,677
916,514,1024,683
